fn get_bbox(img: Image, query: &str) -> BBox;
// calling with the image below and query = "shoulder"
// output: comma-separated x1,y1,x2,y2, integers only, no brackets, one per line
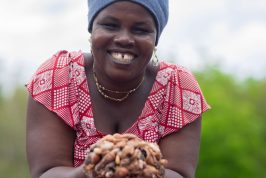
159,61,194,76
27,50,86,93
155,61,197,87
38,50,84,71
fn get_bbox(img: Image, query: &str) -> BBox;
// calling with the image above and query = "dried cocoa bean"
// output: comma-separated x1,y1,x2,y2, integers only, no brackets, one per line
114,166,129,178
83,133,167,178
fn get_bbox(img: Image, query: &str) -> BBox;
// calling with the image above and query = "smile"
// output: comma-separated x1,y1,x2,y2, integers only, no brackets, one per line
111,52,134,64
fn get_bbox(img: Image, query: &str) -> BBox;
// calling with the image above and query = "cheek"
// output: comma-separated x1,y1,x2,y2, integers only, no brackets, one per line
138,32,156,47
91,29,112,49
137,37,155,57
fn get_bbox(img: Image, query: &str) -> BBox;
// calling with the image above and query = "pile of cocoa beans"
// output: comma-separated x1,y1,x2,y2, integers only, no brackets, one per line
83,133,168,178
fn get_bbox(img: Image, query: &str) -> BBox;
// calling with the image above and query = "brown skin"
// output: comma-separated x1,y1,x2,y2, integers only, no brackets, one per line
91,1,156,90
27,95,201,178
26,2,201,178
159,117,201,178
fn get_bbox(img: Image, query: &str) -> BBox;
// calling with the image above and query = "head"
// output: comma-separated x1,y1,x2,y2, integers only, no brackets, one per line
87,0,169,85
88,0,169,46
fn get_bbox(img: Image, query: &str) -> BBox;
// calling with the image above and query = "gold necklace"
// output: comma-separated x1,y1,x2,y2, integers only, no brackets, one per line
93,72,144,102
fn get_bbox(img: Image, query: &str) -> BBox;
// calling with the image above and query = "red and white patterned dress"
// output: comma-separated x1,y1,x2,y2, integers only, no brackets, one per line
26,50,210,167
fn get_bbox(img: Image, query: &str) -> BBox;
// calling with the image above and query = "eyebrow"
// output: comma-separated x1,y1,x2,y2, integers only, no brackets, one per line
135,21,154,26
99,15,154,26
98,15,119,22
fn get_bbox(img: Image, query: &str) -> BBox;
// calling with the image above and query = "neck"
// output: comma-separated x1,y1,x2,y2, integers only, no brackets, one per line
93,72,144,93
93,64,145,92
92,64,145,102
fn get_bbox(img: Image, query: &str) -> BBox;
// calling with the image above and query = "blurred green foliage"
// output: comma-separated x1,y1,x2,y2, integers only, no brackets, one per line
0,87,29,178
195,68,266,178
0,67,265,178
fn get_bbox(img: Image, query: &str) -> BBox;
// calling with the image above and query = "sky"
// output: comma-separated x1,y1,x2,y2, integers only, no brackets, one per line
0,0,266,93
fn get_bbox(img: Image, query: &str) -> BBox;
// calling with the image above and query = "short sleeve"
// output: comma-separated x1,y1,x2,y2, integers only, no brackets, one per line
159,64,210,138
26,50,83,129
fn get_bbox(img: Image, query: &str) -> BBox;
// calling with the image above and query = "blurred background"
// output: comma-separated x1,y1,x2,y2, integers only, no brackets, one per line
0,0,265,177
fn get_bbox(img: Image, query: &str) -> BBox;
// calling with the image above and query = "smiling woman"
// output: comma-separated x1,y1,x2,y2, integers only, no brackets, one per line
91,1,156,86
25,1,210,178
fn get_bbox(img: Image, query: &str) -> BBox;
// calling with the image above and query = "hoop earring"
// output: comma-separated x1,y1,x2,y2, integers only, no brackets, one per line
152,48,159,66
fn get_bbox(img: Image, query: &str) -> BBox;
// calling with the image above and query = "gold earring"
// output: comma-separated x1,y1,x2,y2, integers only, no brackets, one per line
152,48,159,66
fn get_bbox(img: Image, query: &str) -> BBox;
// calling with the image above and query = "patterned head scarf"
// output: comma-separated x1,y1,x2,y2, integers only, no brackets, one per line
87,0,169,45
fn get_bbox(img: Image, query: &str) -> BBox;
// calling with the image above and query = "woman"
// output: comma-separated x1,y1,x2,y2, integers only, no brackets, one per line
26,0,210,178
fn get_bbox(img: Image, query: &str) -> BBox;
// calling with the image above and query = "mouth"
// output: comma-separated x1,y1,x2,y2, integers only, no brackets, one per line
110,51,135,65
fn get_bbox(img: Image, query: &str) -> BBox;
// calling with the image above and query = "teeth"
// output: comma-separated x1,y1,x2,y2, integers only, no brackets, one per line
111,52,134,64
124,54,134,60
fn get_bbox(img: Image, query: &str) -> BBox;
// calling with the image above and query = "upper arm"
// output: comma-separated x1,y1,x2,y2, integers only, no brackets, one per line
159,117,202,178
26,95,76,178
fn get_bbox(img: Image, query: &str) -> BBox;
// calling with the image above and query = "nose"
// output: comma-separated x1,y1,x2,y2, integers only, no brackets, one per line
113,29,135,48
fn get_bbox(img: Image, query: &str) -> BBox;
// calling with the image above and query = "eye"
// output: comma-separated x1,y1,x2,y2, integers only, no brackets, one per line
132,27,152,35
101,23,119,31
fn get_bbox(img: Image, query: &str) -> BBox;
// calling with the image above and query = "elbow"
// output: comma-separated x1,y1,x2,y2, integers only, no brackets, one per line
29,165,53,178
29,169,43,178
165,165,196,178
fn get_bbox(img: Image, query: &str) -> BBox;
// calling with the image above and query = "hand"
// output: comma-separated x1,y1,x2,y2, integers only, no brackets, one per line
83,133,167,178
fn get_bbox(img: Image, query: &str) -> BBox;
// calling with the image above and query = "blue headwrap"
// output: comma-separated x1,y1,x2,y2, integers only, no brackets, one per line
87,0,169,45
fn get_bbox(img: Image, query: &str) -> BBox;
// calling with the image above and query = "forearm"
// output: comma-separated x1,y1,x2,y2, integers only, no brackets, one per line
164,169,184,178
38,165,87,178
39,168,184,178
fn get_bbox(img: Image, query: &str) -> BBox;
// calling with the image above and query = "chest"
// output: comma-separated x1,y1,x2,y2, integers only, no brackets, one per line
91,87,149,134
83,56,158,135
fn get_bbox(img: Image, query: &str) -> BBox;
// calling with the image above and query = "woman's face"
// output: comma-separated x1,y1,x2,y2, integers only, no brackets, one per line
91,1,157,83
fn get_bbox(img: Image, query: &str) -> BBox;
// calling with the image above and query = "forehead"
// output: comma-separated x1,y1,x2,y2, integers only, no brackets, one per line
94,1,156,25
